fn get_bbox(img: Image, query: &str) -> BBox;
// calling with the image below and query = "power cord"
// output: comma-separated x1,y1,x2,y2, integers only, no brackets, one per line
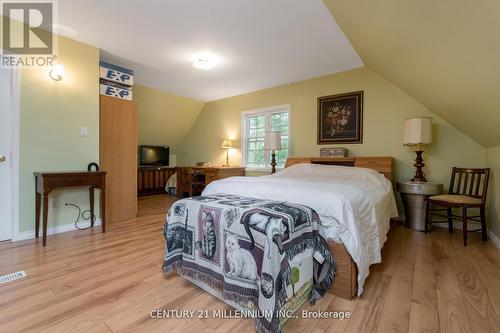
65,203,96,230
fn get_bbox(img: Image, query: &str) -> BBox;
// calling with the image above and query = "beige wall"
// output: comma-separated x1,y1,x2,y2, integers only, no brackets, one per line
19,36,100,233
486,146,500,238
134,84,205,166
179,67,486,196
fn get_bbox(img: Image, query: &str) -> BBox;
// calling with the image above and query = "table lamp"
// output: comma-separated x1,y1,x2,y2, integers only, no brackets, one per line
264,131,282,174
220,139,232,167
403,117,433,182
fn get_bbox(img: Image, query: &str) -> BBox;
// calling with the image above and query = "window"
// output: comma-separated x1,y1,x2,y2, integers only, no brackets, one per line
242,105,290,170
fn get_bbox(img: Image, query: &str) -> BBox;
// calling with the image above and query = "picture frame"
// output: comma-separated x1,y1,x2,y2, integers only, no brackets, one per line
317,91,363,144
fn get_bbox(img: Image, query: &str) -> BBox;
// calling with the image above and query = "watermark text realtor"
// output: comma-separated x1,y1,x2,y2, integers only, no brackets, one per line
1,0,58,68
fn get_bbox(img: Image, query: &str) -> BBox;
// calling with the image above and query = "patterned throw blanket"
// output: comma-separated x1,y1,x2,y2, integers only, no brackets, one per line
163,194,335,333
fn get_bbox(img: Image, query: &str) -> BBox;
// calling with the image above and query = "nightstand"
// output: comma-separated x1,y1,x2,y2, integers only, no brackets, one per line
397,181,443,231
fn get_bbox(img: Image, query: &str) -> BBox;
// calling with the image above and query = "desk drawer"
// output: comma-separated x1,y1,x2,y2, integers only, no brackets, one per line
205,171,218,184
46,174,102,188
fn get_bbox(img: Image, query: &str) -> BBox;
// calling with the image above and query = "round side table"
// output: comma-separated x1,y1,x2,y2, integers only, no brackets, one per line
397,181,443,231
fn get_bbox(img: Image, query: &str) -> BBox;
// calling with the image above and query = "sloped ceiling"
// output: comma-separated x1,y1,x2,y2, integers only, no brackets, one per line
324,0,500,147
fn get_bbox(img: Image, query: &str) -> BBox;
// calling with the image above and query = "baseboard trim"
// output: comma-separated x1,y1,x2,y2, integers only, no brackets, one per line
13,219,102,242
432,222,500,250
432,221,481,230
488,229,500,250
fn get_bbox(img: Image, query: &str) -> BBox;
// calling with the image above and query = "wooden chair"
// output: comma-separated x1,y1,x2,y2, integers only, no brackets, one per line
425,167,490,246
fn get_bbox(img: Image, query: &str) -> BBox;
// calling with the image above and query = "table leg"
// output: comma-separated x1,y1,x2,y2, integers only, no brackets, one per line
42,192,49,247
35,192,41,238
89,187,95,227
100,185,106,233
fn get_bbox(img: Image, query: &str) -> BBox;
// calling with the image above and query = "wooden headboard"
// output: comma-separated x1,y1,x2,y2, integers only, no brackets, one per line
284,156,394,183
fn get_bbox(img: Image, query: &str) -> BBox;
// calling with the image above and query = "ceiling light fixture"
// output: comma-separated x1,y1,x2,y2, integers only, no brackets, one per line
192,53,216,70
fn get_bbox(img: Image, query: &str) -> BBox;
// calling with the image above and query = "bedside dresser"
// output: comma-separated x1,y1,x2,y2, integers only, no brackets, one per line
397,181,443,231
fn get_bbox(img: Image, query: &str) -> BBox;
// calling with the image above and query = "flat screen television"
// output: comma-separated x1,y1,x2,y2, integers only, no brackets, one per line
139,145,169,166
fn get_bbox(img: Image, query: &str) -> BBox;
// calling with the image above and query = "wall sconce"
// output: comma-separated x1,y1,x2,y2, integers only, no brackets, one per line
49,64,64,81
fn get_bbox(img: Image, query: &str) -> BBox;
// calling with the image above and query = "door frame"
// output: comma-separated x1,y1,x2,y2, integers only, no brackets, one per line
2,67,20,241
11,68,20,241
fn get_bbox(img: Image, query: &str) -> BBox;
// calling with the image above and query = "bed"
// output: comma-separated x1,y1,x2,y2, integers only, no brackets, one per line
203,156,397,298
163,156,397,332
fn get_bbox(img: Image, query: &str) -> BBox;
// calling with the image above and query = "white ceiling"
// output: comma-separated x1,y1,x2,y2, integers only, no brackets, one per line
58,0,363,102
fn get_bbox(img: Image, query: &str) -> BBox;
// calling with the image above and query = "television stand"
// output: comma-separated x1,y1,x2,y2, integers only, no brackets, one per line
137,166,176,196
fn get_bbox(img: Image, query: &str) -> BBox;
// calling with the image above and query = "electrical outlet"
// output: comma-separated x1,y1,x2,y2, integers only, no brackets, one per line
80,127,88,137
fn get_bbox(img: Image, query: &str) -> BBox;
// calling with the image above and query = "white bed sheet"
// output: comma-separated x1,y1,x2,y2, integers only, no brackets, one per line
203,163,398,295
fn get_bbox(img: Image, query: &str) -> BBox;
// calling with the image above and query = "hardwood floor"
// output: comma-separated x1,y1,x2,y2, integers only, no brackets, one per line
1,194,499,332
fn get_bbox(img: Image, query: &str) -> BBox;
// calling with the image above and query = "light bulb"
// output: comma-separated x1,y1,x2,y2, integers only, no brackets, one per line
49,64,65,81
192,54,216,70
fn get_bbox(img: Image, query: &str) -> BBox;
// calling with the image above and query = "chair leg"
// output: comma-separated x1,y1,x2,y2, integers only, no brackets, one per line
447,207,453,233
425,199,430,234
462,207,468,247
480,206,487,241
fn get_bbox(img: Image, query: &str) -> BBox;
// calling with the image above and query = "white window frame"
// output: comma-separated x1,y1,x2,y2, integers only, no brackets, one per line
241,104,290,171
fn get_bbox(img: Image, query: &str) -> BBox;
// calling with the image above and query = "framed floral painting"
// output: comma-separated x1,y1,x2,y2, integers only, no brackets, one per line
317,91,363,144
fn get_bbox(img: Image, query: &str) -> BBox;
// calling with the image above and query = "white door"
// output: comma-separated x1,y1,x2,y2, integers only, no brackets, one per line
0,69,13,241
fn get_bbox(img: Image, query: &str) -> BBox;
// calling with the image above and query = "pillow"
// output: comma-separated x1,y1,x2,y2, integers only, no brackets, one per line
274,163,387,186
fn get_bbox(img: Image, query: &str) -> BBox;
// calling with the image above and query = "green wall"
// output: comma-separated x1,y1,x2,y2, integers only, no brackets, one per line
19,36,100,233
14,35,493,235
486,146,500,238
134,84,205,166
16,36,206,233
179,67,486,194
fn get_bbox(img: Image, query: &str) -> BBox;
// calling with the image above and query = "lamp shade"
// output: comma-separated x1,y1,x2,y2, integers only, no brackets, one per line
264,131,282,150
220,139,232,149
403,117,433,146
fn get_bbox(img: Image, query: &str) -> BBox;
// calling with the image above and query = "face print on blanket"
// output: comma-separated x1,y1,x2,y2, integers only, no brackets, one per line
173,203,186,216
224,231,263,282
240,209,290,258
312,210,321,224
259,202,311,232
165,222,194,258
195,206,222,265
223,208,240,229
260,272,275,299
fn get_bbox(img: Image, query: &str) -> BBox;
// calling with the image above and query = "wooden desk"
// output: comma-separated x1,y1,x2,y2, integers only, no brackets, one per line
176,166,245,198
34,171,107,246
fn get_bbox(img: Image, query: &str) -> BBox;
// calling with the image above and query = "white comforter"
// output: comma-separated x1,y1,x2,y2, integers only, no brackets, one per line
203,163,398,295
